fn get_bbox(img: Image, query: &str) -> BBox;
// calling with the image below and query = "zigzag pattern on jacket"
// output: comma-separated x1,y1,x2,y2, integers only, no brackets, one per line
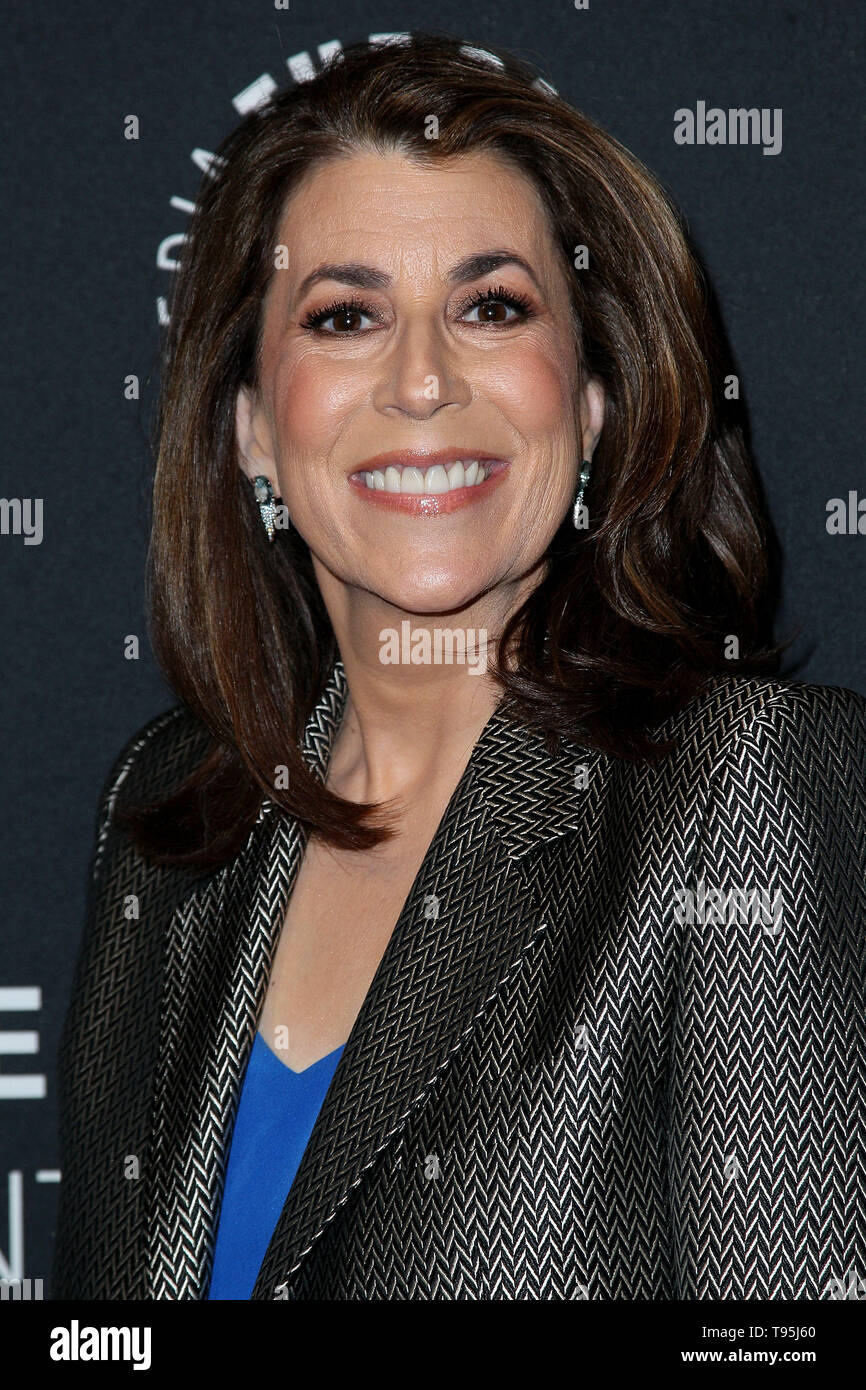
51,659,866,1299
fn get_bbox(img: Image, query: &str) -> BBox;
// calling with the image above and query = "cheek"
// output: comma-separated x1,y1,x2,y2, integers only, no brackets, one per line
272,352,364,456
483,342,575,440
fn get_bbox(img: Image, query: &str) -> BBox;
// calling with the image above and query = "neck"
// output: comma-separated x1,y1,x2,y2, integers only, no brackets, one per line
313,564,538,807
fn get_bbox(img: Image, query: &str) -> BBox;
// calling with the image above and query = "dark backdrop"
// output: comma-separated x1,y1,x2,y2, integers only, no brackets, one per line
2,0,863,1294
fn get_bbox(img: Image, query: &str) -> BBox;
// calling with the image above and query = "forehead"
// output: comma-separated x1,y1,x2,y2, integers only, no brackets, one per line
270,147,562,283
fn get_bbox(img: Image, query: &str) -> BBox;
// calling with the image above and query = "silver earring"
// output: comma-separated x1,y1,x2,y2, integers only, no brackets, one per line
572,459,591,529
253,475,286,543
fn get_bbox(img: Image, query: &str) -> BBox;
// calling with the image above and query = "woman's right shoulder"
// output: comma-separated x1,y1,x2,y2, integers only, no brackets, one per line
88,705,213,882
103,705,212,809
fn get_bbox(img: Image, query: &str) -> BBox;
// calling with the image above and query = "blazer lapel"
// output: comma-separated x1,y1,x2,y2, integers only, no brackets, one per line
144,660,348,1299
250,676,605,1300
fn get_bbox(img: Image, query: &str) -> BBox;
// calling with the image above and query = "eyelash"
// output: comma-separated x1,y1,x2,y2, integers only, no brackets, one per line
298,283,536,334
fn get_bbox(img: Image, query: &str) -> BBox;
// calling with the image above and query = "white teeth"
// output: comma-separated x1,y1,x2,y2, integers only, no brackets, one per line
424,464,450,493
401,466,424,493
360,458,491,493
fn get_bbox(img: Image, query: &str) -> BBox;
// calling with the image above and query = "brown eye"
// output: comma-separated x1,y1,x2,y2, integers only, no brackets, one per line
300,299,379,333
476,300,510,323
331,307,364,333
461,293,528,326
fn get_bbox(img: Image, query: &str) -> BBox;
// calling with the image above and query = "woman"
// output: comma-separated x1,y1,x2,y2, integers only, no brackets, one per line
52,34,866,1301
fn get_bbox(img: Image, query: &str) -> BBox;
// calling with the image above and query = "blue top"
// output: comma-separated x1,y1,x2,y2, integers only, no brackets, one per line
207,1030,345,1299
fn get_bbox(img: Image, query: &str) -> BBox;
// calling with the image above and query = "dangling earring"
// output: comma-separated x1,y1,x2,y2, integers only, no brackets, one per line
572,459,591,530
253,475,287,542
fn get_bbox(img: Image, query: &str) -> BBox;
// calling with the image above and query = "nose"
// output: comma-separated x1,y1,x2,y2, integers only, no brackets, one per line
372,315,472,420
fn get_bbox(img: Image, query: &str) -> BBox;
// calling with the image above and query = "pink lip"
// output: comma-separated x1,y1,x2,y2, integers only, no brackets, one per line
348,451,510,515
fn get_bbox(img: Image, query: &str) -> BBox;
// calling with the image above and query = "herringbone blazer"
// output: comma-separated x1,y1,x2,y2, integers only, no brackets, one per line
52,658,866,1300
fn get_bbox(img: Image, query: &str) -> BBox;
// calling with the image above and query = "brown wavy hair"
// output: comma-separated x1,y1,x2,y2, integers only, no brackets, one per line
117,32,784,869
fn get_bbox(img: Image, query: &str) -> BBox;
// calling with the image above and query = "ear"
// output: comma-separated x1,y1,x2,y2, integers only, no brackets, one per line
235,385,277,487
578,376,605,461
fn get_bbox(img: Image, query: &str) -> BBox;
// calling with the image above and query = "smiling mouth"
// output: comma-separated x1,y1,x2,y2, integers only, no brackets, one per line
352,457,498,494
347,453,509,514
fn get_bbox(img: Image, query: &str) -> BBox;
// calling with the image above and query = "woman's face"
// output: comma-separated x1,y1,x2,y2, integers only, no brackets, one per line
236,147,604,617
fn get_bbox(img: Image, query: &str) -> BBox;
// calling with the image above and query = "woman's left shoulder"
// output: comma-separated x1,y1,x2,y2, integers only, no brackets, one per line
677,676,866,934
661,672,866,772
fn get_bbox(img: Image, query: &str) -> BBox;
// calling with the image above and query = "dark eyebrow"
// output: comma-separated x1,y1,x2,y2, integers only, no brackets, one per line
291,250,542,306
293,263,391,303
446,251,542,292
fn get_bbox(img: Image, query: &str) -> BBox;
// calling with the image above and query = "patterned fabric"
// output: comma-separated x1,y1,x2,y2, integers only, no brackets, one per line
51,657,866,1299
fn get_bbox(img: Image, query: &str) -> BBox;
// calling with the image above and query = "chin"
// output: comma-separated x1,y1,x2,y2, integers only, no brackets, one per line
371,571,493,618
